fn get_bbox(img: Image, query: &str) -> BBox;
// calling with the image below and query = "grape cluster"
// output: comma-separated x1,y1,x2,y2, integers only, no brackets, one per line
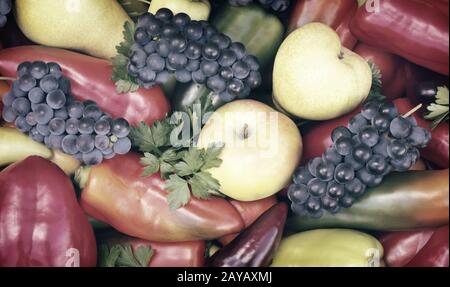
2,61,132,166
0,0,11,28
288,100,432,218
128,8,262,102
228,0,290,12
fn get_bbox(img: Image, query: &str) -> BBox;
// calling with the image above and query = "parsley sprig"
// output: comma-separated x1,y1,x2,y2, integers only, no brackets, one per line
99,243,153,267
366,62,385,102
130,103,224,210
425,86,449,129
111,21,139,93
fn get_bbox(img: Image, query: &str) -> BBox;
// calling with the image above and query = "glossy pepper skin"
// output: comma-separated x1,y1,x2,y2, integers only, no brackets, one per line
0,156,97,266
172,3,284,111
354,43,407,101
78,153,244,242
287,169,449,232
300,98,449,168
96,231,206,267
219,196,277,245
0,46,170,126
288,0,358,49
379,225,449,267
207,203,288,267
350,0,449,75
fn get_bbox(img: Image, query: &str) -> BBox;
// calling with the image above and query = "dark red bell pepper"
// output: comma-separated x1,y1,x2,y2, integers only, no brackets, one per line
354,43,408,101
0,156,97,266
219,196,278,245
379,225,449,267
0,46,170,126
300,98,449,168
289,0,358,49
207,203,288,267
351,0,449,75
96,231,206,267
77,152,245,242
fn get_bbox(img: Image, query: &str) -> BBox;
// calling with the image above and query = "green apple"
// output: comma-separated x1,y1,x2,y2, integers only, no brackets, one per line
273,22,372,120
148,0,210,20
197,100,302,201
15,0,130,60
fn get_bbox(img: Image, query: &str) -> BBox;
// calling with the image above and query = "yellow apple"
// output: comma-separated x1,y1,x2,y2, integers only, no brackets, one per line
273,22,372,120
197,100,302,201
15,0,130,60
148,0,211,21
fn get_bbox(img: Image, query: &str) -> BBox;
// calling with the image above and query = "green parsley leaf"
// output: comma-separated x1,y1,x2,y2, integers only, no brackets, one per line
201,143,224,170
195,171,221,192
174,161,195,177
182,148,205,173
140,153,160,177
160,148,181,163
130,120,172,155
116,244,142,267
111,21,139,94
165,174,191,210
98,244,122,267
160,161,175,179
189,174,211,200
366,62,386,102
425,86,449,129
134,245,154,267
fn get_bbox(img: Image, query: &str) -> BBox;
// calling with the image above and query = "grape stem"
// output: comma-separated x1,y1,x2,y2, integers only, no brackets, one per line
0,76,17,82
402,104,423,118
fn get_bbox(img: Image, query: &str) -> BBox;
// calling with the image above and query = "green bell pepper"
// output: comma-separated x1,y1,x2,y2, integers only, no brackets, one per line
287,169,449,232
171,3,284,111
272,229,384,267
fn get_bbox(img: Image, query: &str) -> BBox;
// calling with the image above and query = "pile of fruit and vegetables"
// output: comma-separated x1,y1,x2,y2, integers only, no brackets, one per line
0,0,448,268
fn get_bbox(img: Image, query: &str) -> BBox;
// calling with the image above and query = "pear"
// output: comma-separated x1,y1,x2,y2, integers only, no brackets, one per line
15,0,131,60
273,23,372,120
0,127,80,175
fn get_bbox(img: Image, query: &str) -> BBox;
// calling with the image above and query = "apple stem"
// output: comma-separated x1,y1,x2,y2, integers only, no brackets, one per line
402,104,423,118
0,77,17,82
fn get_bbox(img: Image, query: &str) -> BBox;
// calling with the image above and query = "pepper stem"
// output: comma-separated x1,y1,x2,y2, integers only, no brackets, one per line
75,166,92,190
0,76,17,82
402,104,423,118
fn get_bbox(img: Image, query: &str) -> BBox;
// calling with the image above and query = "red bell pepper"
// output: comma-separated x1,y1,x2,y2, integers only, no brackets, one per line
219,196,278,245
207,203,288,267
0,156,96,266
379,225,449,267
77,152,245,242
96,231,205,267
301,98,449,168
350,0,449,75
354,43,408,101
289,0,358,49
0,46,170,126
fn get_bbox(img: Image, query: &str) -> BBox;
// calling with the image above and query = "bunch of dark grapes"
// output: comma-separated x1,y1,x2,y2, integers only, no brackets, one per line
288,100,432,218
228,0,290,12
2,61,132,166
128,8,262,102
0,0,11,28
